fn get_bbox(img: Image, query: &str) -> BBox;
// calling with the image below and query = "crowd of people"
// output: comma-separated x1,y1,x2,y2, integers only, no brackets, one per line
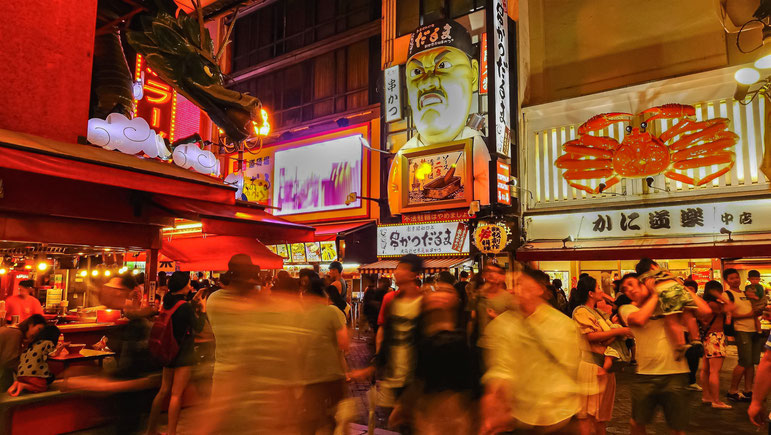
1,254,771,434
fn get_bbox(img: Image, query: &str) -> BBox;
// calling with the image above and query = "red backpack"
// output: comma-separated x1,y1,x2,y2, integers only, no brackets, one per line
148,300,186,365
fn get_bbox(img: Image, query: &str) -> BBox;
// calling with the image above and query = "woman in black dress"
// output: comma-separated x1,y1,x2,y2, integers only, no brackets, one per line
146,272,205,435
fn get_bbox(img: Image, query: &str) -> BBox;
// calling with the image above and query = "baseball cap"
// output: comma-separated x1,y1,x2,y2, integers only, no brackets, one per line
407,19,474,62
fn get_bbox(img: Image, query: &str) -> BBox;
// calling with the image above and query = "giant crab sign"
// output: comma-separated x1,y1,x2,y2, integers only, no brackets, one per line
554,104,739,194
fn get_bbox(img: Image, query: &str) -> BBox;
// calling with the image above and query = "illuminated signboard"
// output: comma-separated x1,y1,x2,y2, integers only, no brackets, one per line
275,244,290,260
290,243,307,263
319,241,338,262
378,221,469,257
305,242,322,262
273,135,363,216
496,161,511,205
133,54,201,143
480,33,488,95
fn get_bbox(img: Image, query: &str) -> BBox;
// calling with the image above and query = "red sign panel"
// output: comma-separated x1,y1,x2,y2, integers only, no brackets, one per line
452,222,469,252
401,209,469,224
496,161,511,205
480,33,488,95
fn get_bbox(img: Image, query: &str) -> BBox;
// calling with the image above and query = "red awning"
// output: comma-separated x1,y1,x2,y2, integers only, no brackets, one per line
154,196,315,244
0,128,235,203
313,221,374,241
517,234,771,261
161,235,283,271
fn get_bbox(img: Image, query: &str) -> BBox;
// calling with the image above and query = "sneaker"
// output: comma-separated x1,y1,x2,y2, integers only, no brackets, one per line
687,383,703,391
741,391,753,402
630,359,638,366
726,392,746,402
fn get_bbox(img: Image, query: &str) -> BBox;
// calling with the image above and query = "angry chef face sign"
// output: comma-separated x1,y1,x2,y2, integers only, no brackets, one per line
387,20,490,215
406,20,479,145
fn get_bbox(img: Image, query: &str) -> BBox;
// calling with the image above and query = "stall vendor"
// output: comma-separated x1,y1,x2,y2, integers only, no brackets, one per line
5,280,44,324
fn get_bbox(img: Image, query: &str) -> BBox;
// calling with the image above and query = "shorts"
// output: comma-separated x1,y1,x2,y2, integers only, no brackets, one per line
630,373,689,430
656,283,696,315
704,332,726,359
735,331,763,368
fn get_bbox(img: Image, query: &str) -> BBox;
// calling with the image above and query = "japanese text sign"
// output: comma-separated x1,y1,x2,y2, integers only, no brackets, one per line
378,222,469,257
492,0,510,156
496,161,511,205
134,54,176,141
480,33,488,95
384,65,402,123
526,199,771,241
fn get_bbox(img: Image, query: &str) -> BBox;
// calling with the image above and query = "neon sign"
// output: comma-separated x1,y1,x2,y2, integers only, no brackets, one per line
134,54,177,142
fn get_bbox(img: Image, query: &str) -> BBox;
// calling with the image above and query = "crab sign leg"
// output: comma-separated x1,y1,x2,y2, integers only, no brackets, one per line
668,122,737,152
564,174,620,194
660,118,728,144
577,113,632,135
641,103,696,121
666,151,735,186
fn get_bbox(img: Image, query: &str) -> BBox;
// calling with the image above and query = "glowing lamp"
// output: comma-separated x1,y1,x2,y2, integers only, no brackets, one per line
79,270,87,277
756,54,771,69
37,262,49,271
132,269,140,275
24,265,32,270
0,268,6,275
104,270,112,277
91,270,99,277
735,68,760,85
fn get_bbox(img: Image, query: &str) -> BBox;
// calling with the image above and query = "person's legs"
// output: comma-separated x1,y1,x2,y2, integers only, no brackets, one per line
146,367,173,435
577,417,593,435
745,332,765,394
700,356,711,403
708,358,729,407
659,374,690,434
630,375,657,435
729,332,751,395
167,366,192,435
685,342,699,385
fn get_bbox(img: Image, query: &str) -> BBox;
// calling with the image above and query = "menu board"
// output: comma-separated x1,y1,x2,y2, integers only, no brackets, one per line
275,244,290,260
305,242,322,262
319,241,338,262
290,243,307,263
266,245,278,254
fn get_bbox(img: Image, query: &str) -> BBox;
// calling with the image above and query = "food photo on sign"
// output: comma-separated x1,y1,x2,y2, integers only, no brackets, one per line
400,140,474,212
388,19,491,215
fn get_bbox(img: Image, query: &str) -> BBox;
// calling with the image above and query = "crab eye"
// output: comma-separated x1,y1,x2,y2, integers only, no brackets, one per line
640,121,648,130
625,126,633,133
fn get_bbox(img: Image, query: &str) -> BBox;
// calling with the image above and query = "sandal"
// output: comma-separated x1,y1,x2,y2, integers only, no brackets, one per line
711,402,732,409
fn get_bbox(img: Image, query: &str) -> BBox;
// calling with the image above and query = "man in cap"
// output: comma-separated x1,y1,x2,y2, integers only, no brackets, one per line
387,19,491,213
5,280,43,323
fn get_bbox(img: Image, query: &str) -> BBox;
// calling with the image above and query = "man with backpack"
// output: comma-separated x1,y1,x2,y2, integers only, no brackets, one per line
146,271,205,435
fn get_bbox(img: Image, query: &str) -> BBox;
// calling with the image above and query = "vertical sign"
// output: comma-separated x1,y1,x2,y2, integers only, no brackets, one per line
480,33,488,95
492,0,510,157
384,65,402,123
134,54,177,142
496,161,511,205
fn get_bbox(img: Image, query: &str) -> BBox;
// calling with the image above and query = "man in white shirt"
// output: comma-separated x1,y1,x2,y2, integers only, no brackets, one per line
480,266,582,434
724,267,763,402
619,274,691,435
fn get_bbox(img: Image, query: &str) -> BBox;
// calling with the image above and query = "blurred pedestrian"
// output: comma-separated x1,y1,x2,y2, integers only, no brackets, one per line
146,271,205,435
480,265,582,434
699,280,734,409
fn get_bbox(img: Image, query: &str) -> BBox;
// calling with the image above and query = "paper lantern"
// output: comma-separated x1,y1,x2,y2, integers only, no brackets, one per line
474,221,512,254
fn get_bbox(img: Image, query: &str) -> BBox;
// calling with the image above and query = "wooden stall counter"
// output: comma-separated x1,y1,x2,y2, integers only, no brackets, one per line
57,321,126,348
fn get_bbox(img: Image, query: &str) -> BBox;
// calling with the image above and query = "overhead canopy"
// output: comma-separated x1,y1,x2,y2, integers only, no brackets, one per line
359,257,470,274
313,221,374,241
161,235,283,271
517,234,771,261
154,196,315,244
0,128,235,203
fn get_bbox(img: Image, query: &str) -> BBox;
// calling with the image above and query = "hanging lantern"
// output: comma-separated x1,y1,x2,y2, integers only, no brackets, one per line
473,221,512,254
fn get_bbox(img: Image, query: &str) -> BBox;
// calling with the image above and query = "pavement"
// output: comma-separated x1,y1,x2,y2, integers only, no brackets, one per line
345,331,768,435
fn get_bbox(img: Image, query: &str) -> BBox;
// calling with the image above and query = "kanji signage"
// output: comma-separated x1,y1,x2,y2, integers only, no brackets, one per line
474,221,512,254
378,221,470,257
384,65,402,123
480,33,488,95
401,209,469,224
496,161,511,205
526,199,771,240
491,0,511,156
134,54,177,141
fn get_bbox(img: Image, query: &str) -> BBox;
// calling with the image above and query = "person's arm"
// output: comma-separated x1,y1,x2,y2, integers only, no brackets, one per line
624,293,660,327
585,328,632,342
687,289,712,316
749,349,771,426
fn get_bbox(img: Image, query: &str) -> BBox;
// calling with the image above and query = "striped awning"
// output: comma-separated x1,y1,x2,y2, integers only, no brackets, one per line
359,258,471,274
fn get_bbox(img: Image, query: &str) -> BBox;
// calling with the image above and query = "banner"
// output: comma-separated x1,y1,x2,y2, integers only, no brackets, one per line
378,221,469,256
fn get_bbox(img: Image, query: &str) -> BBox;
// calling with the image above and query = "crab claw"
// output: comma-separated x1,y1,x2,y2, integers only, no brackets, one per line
578,112,633,135
641,104,695,122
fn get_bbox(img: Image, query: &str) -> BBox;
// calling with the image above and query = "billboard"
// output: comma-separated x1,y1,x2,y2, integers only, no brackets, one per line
273,135,363,216
387,19,491,215
378,221,470,257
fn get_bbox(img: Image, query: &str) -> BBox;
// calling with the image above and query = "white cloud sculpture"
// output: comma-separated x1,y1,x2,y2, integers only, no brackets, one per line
87,113,171,160
172,144,221,177
224,172,244,199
